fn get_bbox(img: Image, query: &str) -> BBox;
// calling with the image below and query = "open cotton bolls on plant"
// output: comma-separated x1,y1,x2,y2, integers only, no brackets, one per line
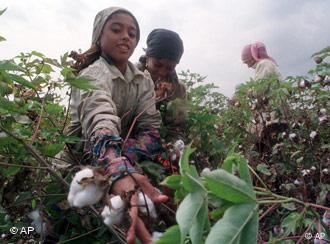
67,168,106,208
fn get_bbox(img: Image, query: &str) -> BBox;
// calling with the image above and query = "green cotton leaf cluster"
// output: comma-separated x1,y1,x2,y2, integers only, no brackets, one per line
205,204,258,244
204,169,256,203
66,75,99,91
160,145,258,244
202,154,258,244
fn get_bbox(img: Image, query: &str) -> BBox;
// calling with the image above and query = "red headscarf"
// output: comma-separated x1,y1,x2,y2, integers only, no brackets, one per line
241,42,278,66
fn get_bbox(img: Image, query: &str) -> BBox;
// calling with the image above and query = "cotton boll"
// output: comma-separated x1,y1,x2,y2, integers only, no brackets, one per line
28,209,40,221
72,184,104,208
28,210,47,235
170,152,177,162
173,139,185,155
301,169,310,176
322,211,330,226
138,192,157,219
68,168,104,208
201,167,211,177
110,195,125,210
310,131,317,139
151,231,163,243
289,133,296,140
293,179,302,185
320,108,327,115
101,196,125,226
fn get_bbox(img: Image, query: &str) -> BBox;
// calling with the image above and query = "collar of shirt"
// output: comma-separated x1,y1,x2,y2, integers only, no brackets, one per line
100,57,145,84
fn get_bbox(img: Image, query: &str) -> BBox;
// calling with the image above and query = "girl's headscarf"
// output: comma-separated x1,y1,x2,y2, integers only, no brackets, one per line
241,42,278,66
146,29,184,63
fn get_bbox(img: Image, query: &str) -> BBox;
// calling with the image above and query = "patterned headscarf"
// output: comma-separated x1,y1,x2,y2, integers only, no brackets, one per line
91,7,140,45
146,29,184,63
241,42,278,66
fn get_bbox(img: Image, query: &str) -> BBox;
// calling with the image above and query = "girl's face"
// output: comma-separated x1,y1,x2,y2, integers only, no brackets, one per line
146,57,177,82
244,58,256,68
100,13,138,66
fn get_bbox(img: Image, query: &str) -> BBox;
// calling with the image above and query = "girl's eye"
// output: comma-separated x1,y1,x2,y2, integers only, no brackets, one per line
128,30,137,39
111,25,121,33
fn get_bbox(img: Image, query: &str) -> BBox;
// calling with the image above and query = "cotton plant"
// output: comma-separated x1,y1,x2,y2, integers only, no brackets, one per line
68,168,109,208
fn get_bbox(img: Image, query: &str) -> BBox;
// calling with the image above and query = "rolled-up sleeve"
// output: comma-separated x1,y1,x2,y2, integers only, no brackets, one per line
78,89,121,138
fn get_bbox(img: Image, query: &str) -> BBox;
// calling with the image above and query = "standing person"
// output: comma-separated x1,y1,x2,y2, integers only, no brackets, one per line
137,29,187,143
68,7,168,244
241,41,282,80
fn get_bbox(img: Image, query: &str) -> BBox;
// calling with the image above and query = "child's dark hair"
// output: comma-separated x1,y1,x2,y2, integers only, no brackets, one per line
69,44,101,73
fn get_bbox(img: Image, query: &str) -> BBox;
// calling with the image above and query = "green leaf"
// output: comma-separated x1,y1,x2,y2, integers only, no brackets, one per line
161,175,182,190
281,212,303,235
256,163,271,176
176,191,205,243
179,143,196,176
31,199,37,209
31,51,45,58
189,201,208,244
37,63,54,74
9,73,36,89
204,169,256,203
0,97,21,113
0,60,23,71
14,191,32,205
222,153,253,186
0,165,20,177
66,76,98,91
205,203,258,244
239,207,258,244
0,36,6,42
45,103,63,115
0,8,7,16
281,202,297,211
40,143,65,157
156,225,181,244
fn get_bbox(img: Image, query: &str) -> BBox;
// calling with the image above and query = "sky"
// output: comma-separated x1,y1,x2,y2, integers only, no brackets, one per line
1,0,329,97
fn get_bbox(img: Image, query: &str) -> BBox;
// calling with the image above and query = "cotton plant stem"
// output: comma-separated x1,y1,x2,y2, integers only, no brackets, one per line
247,164,269,190
258,199,293,204
0,161,49,170
31,91,48,145
255,188,330,211
259,203,279,221
61,88,72,133
0,124,70,188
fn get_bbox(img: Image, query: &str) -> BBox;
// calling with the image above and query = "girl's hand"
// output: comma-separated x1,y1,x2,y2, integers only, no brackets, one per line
111,173,168,244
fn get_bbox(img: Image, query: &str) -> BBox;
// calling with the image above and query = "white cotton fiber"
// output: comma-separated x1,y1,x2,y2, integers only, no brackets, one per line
67,168,104,208
101,195,125,226
138,192,157,219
